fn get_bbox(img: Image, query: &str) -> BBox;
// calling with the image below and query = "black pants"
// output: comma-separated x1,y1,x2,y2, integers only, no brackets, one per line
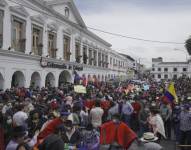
179,130,191,150
164,119,171,139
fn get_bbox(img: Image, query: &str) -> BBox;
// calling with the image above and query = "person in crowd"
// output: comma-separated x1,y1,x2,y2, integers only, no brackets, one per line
6,126,29,150
140,132,163,150
12,104,28,128
100,114,137,150
35,111,70,147
160,103,172,139
28,110,46,138
38,124,65,150
81,124,99,150
16,143,31,150
139,106,150,137
172,104,181,142
89,100,104,128
179,104,191,150
148,106,166,141
61,120,81,146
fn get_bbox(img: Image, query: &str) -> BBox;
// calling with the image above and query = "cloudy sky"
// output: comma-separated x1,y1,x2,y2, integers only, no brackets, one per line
74,0,191,67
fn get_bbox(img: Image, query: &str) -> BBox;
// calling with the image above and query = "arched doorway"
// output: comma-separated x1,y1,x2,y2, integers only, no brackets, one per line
58,70,72,87
11,71,25,87
45,72,55,87
0,73,4,90
30,72,41,88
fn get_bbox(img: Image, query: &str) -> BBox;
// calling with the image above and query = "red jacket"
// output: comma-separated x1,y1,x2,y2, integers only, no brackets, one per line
36,118,63,146
100,121,137,149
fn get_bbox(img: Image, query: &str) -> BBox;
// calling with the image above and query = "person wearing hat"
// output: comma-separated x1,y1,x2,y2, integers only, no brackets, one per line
61,120,81,146
35,111,71,147
148,106,166,141
6,126,29,150
140,132,163,150
38,124,65,150
179,104,191,150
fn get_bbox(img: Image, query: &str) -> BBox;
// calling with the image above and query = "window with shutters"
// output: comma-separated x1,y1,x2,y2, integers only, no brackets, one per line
98,52,101,67
32,25,43,56
88,48,93,65
11,16,26,52
75,42,81,63
48,32,57,58
93,50,97,66
82,45,88,64
63,35,70,61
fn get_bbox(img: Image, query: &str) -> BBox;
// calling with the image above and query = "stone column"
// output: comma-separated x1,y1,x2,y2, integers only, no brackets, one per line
4,68,12,89
80,41,83,64
70,34,76,62
86,44,89,65
56,27,63,59
96,49,99,66
25,17,32,54
2,6,11,50
42,24,48,57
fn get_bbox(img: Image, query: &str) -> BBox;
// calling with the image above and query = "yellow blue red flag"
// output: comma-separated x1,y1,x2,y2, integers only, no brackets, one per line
164,82,178,103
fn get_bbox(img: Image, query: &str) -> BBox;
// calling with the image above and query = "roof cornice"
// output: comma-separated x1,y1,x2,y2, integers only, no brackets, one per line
27,0,111,47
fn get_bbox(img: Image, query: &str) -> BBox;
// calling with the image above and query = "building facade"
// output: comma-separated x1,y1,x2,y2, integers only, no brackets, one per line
151,57,191,81
0,0,132,90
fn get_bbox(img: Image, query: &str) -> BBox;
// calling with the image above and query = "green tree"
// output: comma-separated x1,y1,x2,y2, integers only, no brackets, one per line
185,37,191,55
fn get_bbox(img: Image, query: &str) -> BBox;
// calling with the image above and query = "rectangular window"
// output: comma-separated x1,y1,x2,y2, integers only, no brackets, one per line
102,54,104,67
0,10,3,48
63,35,70,61
93,50,97,66
48,32,57,58
89,49,93,65
183,68,187,72
173,74,177,79
152,68,155,71
173,68,177,72
164,68,168,72
11,16,26,52
82,45,87,64
98,52,101,67
75,42,81,63
105,55,108,68
158,68,161,71
32,25,43,56
158,74,161,79
164,74,168,79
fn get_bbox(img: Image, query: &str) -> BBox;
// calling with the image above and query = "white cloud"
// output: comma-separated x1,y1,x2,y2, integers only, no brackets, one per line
75,1,191,67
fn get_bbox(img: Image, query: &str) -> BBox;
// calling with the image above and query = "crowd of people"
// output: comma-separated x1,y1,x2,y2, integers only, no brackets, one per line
0,77,190,150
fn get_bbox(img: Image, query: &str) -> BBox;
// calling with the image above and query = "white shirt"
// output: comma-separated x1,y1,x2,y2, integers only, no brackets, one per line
90,107,104,128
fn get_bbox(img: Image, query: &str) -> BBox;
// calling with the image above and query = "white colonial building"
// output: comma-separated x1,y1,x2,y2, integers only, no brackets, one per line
151,57,191,81
0,0,133,90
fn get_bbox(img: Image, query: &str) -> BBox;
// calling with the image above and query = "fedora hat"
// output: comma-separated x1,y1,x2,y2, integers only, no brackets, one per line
140,132,158,142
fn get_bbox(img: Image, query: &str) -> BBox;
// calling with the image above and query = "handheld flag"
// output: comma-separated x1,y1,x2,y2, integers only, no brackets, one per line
164,82,178,103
